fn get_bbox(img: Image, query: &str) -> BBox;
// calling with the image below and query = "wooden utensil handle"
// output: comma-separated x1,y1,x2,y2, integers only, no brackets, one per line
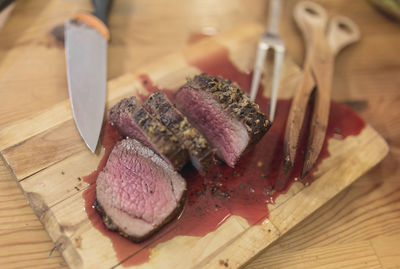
327,16,361,55
283,66,315,170
284,1,327,170
293,1,328,47
302,56,334,178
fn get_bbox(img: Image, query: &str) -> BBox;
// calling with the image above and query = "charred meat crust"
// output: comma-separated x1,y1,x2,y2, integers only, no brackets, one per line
143,91,215,174
109,97,188,170
94,193,186,243
183,73,271,151
109,96,138,116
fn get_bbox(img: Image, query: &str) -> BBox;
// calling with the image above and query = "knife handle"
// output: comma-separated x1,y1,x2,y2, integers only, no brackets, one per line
74,0,113,41
91,0,113,26
0,0,14,12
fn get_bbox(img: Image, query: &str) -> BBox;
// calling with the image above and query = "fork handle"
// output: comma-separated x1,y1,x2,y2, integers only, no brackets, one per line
267,0,283,35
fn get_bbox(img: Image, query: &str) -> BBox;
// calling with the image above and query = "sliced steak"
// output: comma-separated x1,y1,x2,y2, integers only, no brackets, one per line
96,138,186,242
175,74,271,167
143,91,215,175
109,96,188,170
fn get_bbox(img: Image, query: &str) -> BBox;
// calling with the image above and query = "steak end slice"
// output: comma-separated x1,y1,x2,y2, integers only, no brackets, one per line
175,74,271,167
96,138,186,242
143,91,215,175
108,96,188,170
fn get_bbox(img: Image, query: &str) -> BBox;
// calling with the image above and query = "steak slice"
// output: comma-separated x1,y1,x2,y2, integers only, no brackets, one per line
96,138,186,242
109,96,188,170
143,91,215,175
175,74,271,167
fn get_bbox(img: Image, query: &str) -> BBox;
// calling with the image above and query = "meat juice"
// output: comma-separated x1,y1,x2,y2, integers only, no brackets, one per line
83,45,365,266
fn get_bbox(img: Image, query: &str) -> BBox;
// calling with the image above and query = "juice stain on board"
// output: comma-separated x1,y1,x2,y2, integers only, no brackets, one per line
83,44,365,266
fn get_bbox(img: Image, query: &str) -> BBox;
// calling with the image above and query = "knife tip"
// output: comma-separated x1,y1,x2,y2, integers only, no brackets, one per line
87,140,99,153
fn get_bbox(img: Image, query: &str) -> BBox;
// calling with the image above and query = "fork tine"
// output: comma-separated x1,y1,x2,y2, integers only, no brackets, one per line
250,43,269,101
269,46,285,122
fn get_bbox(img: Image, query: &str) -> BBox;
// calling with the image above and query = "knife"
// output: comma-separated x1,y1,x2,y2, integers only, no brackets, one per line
0,0,15,32
65,0,113,152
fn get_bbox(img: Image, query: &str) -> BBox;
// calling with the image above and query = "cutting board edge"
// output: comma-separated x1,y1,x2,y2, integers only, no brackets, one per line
26,191,85,269
0,150,88,269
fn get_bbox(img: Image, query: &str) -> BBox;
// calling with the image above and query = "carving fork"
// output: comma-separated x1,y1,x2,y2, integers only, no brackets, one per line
250,0,285,122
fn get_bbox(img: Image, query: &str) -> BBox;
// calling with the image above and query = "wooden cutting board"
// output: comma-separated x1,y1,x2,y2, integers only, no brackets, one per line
0,22,388,269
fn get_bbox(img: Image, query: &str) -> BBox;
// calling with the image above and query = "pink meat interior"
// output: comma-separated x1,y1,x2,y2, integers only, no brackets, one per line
96,139,186,238
118,113,152,147
175,87,249,167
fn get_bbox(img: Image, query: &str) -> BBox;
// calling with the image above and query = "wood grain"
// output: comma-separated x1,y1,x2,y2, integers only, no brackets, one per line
0,0,399,268
0,158,66,269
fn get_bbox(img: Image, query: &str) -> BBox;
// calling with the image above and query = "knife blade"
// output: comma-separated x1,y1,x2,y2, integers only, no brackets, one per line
65,0,113,152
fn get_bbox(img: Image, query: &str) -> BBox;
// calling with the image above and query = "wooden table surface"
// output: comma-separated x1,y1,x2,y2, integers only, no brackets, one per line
0,0,399,268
